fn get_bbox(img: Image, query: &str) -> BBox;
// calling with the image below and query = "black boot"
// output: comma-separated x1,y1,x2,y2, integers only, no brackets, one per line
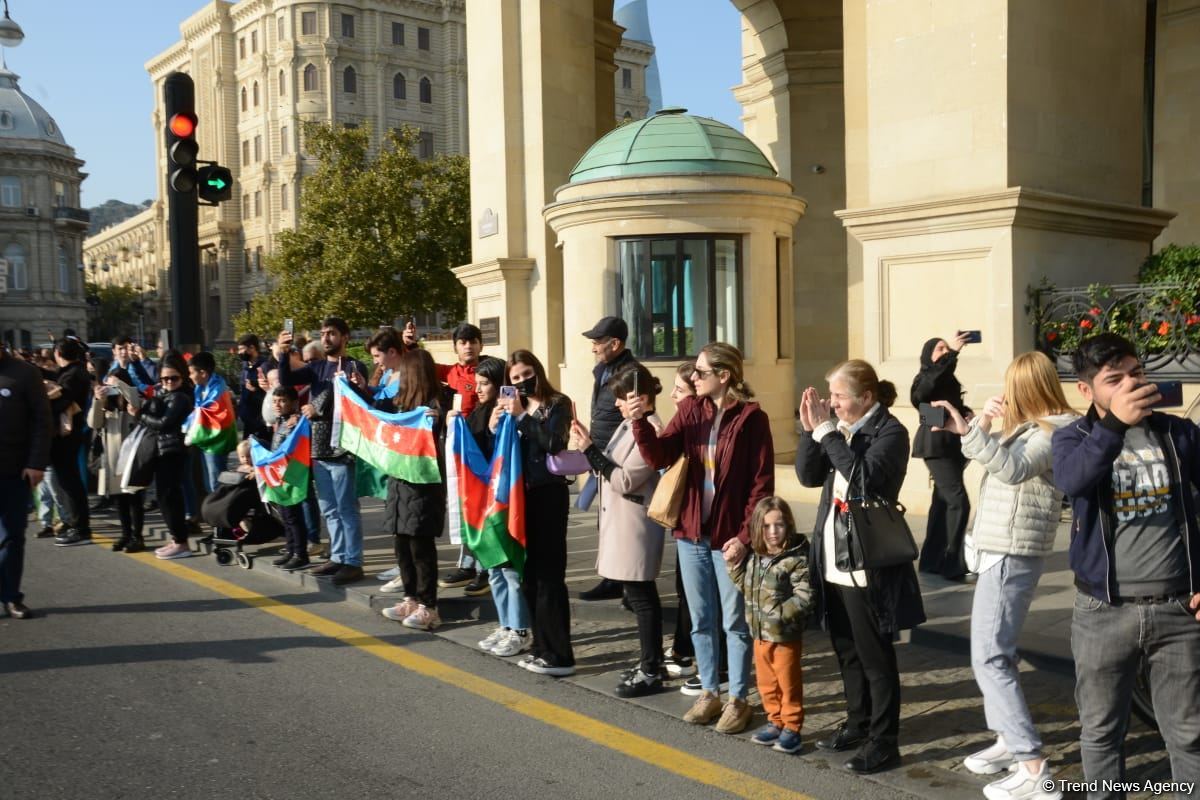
272,551,294,567
111,532,130,552
124,533,146,554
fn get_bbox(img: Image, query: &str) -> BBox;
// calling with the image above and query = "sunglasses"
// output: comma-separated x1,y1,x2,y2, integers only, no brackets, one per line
161,375,182,383
691,368,717,379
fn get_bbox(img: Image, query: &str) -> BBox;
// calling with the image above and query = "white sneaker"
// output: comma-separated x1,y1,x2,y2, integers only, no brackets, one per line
478,626,508,651
964,735,1013,775
490,629,531,657
381,598,419,621
983,761,1061,800
378,576,406,594
402,605,441,631
376,566,400,581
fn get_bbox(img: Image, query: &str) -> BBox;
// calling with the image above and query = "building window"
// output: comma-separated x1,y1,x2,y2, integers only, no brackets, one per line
281,183,289,211
243,248,251,272
278,69,286,95
343,66,357,94
303,63,317,92
241,87,248,111
242,195,250,220
419,76,432,104
392,22,404,45
418,26,430,50
0,110,13,129
256,245,264,270
53,181,66,207
419,130,434,159
622,68,632,89
0,177,19,207
254,191,262,218
301,11,316,35
3,243,26,291
280,124,289,155
341,13,354,38
57,245,70,292
239,37,246,60
618,236,742,359
393,72,406,100
254,134,262,162
242,140,250,166
252,81,260,106
277,14,285,40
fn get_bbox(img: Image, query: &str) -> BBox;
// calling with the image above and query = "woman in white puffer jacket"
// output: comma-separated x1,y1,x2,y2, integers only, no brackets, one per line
931,351,1076,800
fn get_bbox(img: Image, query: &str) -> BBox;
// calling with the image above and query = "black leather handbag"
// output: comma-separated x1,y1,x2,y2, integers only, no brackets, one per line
833,459,918,573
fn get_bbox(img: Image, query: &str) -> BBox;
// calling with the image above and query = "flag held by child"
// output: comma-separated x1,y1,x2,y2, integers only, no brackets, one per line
251,416,312,506
446,412,526,575
331,375,440,484
184,373,238,455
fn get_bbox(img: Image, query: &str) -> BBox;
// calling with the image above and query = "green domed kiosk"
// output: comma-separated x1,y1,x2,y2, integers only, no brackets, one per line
545,109,807,460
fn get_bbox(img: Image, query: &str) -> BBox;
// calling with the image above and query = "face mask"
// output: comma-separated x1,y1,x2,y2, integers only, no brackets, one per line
515,376,537,398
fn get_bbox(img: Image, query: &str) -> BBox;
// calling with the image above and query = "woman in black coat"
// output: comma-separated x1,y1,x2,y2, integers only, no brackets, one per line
133,353,195,560
911,334,973,580
795,359,924,776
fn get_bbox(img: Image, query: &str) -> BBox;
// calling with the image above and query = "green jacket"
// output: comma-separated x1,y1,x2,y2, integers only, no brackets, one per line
728,539,813,643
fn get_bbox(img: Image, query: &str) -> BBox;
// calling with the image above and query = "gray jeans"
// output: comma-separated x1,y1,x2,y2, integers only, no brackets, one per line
970,553,1045,761
1073,590,1200,799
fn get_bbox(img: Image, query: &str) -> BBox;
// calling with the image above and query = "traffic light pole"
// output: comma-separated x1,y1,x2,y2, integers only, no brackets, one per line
163,72,202,353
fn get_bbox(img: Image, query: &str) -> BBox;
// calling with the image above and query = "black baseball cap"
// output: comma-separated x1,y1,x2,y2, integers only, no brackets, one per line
582,316,628,342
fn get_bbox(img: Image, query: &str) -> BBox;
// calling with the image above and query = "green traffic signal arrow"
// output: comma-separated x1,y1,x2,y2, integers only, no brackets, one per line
207,176,228,190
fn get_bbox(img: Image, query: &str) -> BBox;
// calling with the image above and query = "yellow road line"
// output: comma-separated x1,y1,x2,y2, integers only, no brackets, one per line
115,541,812,800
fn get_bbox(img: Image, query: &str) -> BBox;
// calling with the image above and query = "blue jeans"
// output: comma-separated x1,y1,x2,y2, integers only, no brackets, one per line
1072,590,1200,798
457,545,478,571
36,467,62,527
312,458,362,567
0,476,29,603
200,450,227,494
489,566,530,631
676,537,752,699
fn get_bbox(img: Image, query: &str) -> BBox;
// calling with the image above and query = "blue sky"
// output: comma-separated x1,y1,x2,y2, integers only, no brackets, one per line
3,0,742,207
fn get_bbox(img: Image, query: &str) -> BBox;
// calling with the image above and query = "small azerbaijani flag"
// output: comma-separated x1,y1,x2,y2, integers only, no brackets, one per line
184,373,238,455
331,375,440,483
446,412,526,575
250,416,312,506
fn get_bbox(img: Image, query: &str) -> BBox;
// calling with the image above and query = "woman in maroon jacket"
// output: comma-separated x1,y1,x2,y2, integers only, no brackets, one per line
628,342,774,735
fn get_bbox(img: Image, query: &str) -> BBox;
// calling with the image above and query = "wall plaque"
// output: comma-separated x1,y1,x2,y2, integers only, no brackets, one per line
479,316,500,346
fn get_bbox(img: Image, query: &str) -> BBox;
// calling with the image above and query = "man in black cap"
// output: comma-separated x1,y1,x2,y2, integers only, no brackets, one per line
579,315,640,601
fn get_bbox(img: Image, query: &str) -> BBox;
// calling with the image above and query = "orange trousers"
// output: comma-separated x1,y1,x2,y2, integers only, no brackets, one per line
754,639,804,732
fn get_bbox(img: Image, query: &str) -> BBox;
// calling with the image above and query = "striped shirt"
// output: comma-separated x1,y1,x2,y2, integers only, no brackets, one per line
701,406,726,523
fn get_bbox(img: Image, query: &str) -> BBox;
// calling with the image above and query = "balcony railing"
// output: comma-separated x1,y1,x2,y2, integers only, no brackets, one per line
1030,282,1200,378
53,206,91,226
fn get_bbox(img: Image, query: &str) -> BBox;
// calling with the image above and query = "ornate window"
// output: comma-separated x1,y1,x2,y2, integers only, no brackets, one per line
303,63,318,92
253,81,260,107
0,176,20,207
4,243,27,291
419,77,431,104
241,86,247,111
393,72,406,100
343,66,357,94
278,70,286,96
58,245,70,292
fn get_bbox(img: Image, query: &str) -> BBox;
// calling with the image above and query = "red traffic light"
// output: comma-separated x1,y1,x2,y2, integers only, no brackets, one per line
168,113,197,138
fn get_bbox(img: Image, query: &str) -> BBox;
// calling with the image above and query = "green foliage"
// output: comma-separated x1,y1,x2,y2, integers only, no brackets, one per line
85,280,141,342
234,124,469,337
211,349,245,397
1139,243,1200,287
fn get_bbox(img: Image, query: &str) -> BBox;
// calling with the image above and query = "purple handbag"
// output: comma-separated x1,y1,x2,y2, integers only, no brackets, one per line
546,449,592,476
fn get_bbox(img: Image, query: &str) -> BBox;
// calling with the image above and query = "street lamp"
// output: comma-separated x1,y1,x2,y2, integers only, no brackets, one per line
0,1,24,49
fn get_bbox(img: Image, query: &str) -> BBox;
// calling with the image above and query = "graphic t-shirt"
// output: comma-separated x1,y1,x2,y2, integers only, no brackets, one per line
1110,423,1189,596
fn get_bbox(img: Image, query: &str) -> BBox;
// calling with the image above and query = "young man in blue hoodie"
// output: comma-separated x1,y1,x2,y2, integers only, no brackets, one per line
1052,333,1200,797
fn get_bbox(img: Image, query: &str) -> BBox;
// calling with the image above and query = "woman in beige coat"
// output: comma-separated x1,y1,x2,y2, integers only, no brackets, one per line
572,362,666,698
88,366,145,552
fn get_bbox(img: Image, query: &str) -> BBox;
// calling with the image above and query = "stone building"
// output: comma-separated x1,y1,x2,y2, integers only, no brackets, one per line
0,62,88,349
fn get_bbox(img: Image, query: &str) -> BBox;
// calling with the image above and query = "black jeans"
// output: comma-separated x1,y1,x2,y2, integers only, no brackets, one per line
395,535,438,608
0,476,28,603
826,583,900,747
672,566,694,657
277,502,308,558
919,455,970,577
524,483,574,667
156,452,188,544
116,491,145,538
49,437,88,534
624,580,663,675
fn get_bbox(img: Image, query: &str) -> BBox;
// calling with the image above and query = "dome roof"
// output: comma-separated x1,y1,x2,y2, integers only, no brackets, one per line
0,67,67,146
568,107,775,183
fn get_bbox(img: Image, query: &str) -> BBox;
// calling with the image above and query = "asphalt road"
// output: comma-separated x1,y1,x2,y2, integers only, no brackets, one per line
0,527,924,800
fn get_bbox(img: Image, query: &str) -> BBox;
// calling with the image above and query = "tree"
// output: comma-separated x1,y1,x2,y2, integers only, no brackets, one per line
234,124,469,336
85,280,141,342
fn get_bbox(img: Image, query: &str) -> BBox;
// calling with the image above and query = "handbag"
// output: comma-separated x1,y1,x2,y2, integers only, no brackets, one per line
832,459,918,573
646,454,687,529
546,449,591,476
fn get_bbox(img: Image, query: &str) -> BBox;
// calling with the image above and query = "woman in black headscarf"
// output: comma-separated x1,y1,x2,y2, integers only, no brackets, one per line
911,333,973,580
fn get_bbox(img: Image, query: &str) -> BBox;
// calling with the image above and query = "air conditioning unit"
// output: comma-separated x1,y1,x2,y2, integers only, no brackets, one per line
24,206,38,217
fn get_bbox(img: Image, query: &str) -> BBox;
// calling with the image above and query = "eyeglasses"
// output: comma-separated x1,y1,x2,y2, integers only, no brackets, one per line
161,375,182,383
691,368,717,379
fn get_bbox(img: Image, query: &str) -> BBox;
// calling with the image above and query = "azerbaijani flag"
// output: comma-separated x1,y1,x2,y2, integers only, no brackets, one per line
331,375,440,484
446,412,526,575
250,416,311,506
184,373,238,455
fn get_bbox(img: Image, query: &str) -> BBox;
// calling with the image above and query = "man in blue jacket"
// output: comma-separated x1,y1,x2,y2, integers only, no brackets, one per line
1052,333,1200,797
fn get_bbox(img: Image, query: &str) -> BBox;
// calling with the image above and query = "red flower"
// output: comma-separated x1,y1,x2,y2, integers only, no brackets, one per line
1079,319,1093,329
1158,321,1170,336
1141,321,1152,331
1089,306,1102,316
1046,331,1058,342
1187,314,1200,326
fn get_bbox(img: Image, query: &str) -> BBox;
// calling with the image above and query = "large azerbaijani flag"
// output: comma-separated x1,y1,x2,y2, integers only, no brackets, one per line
331,375,440,484
184,374,238,455
446,412,526,575
250,416,312,506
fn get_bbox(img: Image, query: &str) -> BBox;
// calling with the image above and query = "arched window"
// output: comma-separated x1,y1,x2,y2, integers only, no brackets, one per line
278,69,286,95
419,76,431,104
343,66,357,94
240,86,247,111
4,243,26,291
252,81,260,106
302,63,317,92
0,110,12,129
57,245,70,292
393,72,406,100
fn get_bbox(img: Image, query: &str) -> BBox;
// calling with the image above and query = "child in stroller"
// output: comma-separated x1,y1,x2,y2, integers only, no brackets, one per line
198,439,283,568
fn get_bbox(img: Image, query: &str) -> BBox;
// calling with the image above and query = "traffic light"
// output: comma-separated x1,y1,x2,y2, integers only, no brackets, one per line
163,71,201,353
167,110,198,193
197,164,233,204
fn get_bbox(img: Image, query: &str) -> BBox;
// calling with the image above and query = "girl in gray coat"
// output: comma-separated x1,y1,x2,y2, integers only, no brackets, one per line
930,351,1075,800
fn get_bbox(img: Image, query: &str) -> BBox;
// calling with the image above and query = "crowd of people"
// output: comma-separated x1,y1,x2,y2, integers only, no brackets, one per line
3,318,1200,800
